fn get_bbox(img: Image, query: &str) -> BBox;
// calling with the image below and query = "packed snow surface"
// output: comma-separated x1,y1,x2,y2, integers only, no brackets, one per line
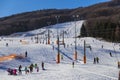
0,20,120,80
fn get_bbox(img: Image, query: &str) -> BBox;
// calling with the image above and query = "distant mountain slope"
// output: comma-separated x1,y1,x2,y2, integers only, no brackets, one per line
10,20,84,38
0,0,120,36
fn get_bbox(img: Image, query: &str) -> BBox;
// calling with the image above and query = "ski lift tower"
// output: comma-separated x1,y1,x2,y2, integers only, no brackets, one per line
55,15,60,63
47,22,51,44
73,15,79,60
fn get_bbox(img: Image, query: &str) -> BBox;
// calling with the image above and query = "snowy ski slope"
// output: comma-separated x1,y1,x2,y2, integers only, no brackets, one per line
0,20,120,80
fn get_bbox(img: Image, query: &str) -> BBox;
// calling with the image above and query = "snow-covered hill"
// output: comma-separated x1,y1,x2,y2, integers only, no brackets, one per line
10,21,84,38
0,20,120,80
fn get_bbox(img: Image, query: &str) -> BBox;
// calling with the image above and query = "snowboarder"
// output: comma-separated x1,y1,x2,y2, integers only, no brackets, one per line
18,65,22,75
41,62,45,70
96,57,99,64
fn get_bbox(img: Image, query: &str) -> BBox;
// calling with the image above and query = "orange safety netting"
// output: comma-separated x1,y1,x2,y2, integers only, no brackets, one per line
0,54,17,62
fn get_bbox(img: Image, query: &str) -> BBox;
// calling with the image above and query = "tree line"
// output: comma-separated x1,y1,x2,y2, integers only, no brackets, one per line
80,17,120,42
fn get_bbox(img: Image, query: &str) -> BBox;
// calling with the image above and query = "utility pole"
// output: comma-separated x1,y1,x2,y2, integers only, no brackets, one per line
73,15,79,60
55,15,60,63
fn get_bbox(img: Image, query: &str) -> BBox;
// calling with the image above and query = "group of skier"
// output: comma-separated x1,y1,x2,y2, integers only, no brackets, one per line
7,62,45,75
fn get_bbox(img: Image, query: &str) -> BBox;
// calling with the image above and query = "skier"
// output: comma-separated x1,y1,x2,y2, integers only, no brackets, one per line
25,66,29,74
61,55,63,60
7,68,13,75
34,63,39,72
13,69,17,75
25,51,27,57
72,61,74,68
109,52,112,57
101,45,103,48
29,64,34,73
34,63,37,69
93,57,96,64
41,62,45,70
90,46,92,51
18,65,22,75
36,66,39,72
6,43,8,47
96,57,99,64
52,45,54,50
7,68,11,75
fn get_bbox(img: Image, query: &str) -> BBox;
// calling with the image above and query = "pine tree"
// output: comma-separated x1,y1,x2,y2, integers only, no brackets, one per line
115,25,120,42
80,24,87,37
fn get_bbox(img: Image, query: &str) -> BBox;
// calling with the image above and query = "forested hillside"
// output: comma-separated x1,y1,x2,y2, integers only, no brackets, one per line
0,0,120,42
